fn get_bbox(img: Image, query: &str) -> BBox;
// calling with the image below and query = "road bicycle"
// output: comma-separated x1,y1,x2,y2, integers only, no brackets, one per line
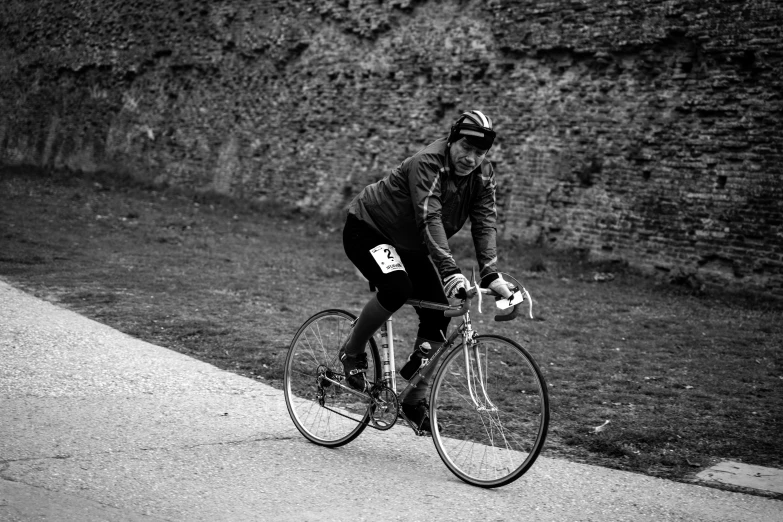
283,273,549,488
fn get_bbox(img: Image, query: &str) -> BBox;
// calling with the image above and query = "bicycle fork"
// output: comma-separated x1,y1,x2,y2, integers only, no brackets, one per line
461,318,498,412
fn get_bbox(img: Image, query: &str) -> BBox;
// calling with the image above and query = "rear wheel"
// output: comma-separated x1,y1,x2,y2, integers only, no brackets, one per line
430,334,549,487
284,309,381,447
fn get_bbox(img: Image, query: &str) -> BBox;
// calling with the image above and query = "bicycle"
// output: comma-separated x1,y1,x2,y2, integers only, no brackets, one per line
283,273,550,488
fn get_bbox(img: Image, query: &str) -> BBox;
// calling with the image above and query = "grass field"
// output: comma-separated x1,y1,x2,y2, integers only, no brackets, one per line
1,167,781,498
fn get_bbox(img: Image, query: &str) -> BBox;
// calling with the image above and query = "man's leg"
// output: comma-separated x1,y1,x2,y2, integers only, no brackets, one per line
401,336,443,399
339,294,392,391
398,251,451,430
341,215,412,390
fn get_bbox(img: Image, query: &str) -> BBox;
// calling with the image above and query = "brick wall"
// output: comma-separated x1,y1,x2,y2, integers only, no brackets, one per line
1,0,782,293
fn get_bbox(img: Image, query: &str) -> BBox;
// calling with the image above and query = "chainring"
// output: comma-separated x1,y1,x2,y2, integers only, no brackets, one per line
368,383,399,430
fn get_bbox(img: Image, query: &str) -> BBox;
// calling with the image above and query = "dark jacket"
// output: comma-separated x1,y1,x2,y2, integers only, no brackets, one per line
347,137,500,281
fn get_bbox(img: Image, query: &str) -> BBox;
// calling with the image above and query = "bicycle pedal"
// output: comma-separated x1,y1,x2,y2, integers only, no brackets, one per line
370,418,392,429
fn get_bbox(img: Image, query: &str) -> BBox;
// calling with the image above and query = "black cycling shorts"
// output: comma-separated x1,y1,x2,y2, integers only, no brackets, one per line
343,214,450,341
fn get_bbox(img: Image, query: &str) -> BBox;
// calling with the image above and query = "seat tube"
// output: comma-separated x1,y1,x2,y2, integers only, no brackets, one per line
379,318,397,393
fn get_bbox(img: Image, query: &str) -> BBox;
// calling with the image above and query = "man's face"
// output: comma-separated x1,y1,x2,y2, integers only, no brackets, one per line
449,138,488,177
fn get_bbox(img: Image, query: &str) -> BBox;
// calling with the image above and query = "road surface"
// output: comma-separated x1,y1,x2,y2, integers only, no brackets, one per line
1,280,781,521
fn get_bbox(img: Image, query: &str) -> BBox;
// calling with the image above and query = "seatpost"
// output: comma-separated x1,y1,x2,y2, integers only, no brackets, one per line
378,318,397,393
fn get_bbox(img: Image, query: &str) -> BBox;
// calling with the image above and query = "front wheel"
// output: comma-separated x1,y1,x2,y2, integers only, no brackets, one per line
430,334,549,488
284,309,381,447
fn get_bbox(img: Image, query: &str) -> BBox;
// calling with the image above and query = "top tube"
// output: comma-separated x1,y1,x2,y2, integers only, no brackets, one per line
405,288,498,316
404,298,458,311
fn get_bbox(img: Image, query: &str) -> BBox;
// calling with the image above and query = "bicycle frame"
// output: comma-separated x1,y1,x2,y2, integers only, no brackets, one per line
381,296,495,415
316,283,532,431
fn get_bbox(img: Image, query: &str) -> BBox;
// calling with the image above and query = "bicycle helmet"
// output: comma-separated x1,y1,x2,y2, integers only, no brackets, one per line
448,110,496,150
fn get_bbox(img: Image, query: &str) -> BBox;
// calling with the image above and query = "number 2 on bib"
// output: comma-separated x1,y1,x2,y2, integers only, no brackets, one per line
369,244,406,274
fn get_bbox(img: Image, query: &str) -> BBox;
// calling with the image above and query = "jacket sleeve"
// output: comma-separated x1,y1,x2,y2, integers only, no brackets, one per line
470,162,501,283
407,156,461,279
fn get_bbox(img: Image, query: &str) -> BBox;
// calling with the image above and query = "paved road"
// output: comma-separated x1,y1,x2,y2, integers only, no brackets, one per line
1,279,781,521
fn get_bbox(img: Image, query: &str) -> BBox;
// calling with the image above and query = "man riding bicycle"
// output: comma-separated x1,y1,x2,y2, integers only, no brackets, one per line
341,109,514,432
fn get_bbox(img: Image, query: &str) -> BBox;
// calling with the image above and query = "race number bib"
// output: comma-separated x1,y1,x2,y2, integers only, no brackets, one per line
370,244,406,274
496,291,524,309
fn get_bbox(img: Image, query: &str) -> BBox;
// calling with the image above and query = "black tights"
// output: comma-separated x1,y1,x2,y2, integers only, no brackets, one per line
343,215,450,342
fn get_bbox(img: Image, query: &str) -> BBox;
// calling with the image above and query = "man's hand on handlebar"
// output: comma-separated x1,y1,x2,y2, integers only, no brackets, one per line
443,273,470,299
487,275,514,299
480,273,516,297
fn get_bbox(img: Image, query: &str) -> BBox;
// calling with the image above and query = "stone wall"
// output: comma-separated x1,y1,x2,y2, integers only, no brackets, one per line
1,0,782,293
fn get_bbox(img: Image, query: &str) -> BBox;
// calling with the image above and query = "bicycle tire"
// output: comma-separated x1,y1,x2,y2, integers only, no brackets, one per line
284,309,381,447
430,334,549,488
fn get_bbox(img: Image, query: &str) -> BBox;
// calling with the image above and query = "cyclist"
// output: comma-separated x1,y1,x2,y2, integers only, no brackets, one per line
341,109,514,432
